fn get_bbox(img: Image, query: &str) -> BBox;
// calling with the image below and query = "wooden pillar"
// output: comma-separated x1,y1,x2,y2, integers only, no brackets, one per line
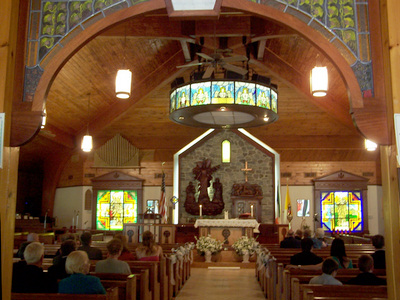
0,0,20,299
381,0,400,299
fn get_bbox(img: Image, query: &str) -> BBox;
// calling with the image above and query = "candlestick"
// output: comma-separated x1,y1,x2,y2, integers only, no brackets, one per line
250,204,254,217
44,210,48,229
199,204,202,217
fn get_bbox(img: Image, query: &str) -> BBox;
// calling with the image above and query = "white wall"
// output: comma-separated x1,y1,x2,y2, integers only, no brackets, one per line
367,185,384,235
281,186,315,232
54,186,175,229
54,186,87,229
280,185,384,235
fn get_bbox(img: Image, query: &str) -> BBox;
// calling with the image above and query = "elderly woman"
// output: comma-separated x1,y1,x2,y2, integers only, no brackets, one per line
312,228,327,249
58,251,106,294
135,231,163,261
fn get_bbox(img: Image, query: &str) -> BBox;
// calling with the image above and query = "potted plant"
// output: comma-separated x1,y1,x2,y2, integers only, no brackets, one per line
231,236,259,263
195,235,223,263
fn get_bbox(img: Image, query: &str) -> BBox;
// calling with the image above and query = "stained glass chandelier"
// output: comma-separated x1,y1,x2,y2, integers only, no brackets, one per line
169,73,278,129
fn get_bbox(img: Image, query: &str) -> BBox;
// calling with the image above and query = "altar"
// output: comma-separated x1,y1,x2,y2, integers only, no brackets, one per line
194,219,259,245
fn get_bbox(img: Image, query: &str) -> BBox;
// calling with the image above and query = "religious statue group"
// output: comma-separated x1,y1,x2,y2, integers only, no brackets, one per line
184,159,225,216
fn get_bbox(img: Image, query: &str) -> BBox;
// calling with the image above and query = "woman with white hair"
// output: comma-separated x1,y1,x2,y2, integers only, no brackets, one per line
58,250,105,294
313,228,327,249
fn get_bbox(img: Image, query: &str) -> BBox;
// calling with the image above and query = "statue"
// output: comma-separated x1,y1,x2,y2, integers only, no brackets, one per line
184,159,223,216
192,159,220,204
184,181,199,214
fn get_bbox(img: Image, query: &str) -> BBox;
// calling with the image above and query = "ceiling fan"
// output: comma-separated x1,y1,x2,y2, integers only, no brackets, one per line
177,51,249,79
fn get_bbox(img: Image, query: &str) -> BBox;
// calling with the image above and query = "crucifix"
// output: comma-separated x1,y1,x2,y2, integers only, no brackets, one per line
241,161,252,182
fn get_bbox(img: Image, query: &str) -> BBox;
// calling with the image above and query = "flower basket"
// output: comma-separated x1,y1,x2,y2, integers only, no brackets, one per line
231,236,259,257
195,235,223,256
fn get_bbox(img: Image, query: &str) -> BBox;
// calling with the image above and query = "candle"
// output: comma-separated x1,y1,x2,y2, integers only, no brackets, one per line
76,213,79,229
250,204,254,217
44,210,48,229
72,216,74,228
199,204,202,217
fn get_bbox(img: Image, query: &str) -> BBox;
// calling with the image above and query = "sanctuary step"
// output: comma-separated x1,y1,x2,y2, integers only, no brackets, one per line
192,249,256,268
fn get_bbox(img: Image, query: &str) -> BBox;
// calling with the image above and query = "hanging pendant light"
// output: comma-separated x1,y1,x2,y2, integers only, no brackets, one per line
365,139,377,151
115,25,132,99
41,108,47,129
81,93,93,152
310,55,328,97
115,69,132,99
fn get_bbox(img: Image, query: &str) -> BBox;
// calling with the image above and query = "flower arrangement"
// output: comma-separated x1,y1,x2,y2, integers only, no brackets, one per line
195,235,223,255
231,236,259,256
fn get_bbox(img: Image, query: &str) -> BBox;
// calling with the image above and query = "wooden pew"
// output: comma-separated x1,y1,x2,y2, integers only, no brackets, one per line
283,268,386,300
299,284,387,300
11,287,118,300
91,273,137,300
127,262,160,300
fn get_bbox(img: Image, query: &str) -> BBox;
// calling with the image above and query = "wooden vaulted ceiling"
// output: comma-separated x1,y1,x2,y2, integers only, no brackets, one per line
18,7,381,170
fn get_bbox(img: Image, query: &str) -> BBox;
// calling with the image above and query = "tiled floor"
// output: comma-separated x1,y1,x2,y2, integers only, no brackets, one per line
175,268,265,300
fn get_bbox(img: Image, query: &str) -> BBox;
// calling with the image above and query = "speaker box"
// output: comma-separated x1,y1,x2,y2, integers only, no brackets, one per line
193,71,205,80
252,74,271,85
171,77,184,89
226,70,245,80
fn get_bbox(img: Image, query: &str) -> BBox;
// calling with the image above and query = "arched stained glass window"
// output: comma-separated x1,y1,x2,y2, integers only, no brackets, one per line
96,190,138,230
321,191,363,232
222,140,230,163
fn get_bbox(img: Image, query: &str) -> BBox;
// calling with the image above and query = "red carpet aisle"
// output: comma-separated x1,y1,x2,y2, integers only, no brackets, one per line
175,268,265,300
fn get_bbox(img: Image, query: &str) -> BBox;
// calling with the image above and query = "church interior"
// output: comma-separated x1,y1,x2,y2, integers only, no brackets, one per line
2,0,400,299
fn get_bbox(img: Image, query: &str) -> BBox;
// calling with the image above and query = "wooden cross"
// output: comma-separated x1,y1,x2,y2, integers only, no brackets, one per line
241,161,252,182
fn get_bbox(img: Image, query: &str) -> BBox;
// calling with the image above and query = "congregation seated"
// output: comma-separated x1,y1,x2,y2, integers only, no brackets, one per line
290,238,323,266
280,229,301,248
114,232,136,260
309,258,342,285
347,254,387,285
330,237,353,269
48,240,76,280
78,231,103,260
135,231,163,261
12,242,58,293
59,250,106,294
371,234,386,269
16,232,39,259
95,238,131,274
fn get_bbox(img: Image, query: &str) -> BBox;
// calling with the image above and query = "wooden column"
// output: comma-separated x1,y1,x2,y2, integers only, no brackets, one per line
0,0,20,299
381,0,400,299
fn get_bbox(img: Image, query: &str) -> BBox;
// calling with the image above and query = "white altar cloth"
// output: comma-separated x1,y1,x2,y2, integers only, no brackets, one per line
194,219,259,230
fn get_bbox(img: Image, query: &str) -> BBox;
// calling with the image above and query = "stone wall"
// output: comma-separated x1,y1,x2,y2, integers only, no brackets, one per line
179,130,274,223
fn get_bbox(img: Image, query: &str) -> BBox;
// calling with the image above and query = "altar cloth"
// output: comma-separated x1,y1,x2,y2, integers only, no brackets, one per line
194,219,259,230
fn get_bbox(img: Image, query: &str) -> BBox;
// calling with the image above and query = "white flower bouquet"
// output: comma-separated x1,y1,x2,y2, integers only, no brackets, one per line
195,235,223,255
231,236,259,256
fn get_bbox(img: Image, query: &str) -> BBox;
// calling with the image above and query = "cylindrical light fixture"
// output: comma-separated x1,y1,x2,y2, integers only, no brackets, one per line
365,139,377,151
115,69,132,99
41,108,46,129
311,66,328,97
81,135,93,152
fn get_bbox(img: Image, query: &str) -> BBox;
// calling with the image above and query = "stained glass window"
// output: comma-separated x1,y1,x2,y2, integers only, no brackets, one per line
96,190,138,230
321,191,363,232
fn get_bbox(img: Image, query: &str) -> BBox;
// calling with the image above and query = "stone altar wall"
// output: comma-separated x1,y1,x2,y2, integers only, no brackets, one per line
179,130,274,223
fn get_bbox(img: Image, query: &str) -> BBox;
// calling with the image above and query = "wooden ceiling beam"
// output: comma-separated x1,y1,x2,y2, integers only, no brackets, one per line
38,123,75,149
246,134,365,149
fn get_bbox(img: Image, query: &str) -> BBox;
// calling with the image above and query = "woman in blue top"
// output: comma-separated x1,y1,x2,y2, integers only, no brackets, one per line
59,250,106,294
330,238,353,269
